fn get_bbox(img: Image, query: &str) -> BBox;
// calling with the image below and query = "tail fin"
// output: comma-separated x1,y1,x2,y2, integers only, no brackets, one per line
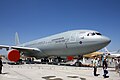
104,47,110,55
15,32,20,46
104,47,109,53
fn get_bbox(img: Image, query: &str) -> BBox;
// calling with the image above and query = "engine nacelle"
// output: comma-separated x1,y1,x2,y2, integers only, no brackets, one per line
67,56,74,61
8,49,20,62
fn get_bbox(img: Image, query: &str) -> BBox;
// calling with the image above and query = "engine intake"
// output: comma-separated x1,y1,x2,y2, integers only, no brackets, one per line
8,49,20,62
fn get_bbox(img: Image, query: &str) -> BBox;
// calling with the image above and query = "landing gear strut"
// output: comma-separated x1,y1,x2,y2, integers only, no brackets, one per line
75,55,83,67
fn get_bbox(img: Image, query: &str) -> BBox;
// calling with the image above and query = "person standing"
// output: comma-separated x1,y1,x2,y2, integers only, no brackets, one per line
103,57,109,78
116,58,120,73
117,59,120,76
114,58,118,73
93,57,98,76
0,56,3,74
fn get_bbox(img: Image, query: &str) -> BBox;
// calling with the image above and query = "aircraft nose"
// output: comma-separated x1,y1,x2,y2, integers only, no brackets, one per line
101,36,111,44
92,36,111,51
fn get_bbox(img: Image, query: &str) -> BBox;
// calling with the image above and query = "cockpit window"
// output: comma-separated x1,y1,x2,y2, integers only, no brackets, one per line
92,33,95,35
87,32,102,36
87,33,94,36
95,33,102,35
87,33,92,36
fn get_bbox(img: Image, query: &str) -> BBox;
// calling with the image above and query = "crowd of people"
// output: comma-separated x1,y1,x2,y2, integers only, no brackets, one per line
92,56,120,78
0,55,120,78
114,58,120,75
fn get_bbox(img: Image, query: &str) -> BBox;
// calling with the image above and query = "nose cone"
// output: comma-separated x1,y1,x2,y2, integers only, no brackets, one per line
92,36,111,49
90,36,111,52
102,36,111,45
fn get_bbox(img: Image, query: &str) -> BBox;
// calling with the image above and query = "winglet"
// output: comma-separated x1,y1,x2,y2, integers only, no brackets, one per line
15,32,20,46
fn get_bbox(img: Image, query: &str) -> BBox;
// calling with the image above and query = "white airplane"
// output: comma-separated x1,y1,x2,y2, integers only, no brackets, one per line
0,30,111,62
104,47,120,58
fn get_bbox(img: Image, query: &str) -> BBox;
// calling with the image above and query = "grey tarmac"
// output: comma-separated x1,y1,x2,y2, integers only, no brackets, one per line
0,64,120,80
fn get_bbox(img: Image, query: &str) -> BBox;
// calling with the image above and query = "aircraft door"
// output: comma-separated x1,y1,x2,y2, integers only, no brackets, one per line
66,32,77,48
70,33,77,42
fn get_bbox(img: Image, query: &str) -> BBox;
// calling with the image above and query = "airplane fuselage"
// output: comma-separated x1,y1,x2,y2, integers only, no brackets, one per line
19,30,111,58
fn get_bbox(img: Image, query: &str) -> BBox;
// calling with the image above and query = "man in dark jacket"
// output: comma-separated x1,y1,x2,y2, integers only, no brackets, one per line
0,57,3,74
103,57,109,78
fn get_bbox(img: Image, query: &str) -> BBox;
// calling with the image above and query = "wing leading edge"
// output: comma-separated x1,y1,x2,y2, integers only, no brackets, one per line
0,45,41,52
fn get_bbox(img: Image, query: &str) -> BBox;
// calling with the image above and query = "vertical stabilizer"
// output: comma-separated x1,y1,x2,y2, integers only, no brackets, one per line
104,47,110,53
15,32,20,46
104,47,110,55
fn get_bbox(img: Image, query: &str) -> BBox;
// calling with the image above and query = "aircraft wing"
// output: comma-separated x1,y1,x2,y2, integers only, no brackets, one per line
0,45,41,52
11,46,40,52
0,45,42,62
0,45,10,50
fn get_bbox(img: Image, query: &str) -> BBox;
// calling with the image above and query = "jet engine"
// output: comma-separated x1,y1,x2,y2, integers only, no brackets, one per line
8,49,20,62
67,56,73,61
